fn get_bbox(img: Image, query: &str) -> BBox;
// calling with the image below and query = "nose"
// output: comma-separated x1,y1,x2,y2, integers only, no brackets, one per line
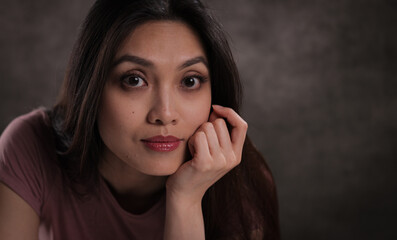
147,88,179,125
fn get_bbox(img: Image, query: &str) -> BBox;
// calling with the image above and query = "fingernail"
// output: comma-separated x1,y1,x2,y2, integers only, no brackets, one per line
212,104,222,109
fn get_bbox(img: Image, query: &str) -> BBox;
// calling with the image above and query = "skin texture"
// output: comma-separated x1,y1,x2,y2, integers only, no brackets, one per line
98,21,211,182
98,21,248,239
97,21,213,213
0,21,248,239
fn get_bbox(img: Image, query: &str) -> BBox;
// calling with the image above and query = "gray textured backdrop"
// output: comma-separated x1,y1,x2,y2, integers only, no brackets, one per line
1,0,396,239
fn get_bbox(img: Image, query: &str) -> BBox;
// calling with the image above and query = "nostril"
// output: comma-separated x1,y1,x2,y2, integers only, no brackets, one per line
147,107,178,125
153,118,177,125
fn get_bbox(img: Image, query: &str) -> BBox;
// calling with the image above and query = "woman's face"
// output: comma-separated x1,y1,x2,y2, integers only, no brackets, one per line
98,21,211,176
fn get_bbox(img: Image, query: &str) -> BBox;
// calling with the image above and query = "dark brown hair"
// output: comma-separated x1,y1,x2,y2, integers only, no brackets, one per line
50,0,280,239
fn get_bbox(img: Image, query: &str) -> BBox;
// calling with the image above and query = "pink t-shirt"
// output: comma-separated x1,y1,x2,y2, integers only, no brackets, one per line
0,109,165,239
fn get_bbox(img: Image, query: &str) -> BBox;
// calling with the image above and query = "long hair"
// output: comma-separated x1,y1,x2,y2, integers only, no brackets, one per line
50,0,280,239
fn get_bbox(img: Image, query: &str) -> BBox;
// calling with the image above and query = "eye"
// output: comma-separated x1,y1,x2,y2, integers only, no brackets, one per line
181,75,204,90
121,74,147,88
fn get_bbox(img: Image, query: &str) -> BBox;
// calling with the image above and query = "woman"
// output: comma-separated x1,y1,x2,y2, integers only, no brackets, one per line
0,0,280,239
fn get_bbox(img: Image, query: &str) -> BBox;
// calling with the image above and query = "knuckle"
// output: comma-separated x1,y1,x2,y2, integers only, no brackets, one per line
193,131,206,144
217,154,227,168
214,118,226,128
229,152,239,166
197,131,206,138
195,160,213,172
226,108,238,117
224,107,233,113
202,122,214,131
241,120,248,130
196,131,206,139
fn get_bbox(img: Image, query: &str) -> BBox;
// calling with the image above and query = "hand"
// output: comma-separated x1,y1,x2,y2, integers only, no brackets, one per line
166,105,248,204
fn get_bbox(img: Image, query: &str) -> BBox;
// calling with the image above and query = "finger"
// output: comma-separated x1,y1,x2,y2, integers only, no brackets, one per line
208,110,220,122
212,105,248,151
200,122,221,156
187,133,196,156
212,118,232,152
190,131,211,170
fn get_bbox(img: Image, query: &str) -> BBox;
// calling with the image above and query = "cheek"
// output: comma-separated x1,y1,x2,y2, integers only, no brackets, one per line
183,93,212,132
98,90,137,141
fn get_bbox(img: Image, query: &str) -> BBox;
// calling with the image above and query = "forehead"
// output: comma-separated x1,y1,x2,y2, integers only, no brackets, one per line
115,21,207,63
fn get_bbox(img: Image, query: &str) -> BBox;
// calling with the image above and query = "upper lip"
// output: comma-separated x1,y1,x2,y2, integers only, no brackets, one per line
141,135,182,142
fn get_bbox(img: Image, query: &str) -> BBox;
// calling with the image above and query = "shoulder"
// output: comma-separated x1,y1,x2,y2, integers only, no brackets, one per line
0,107,56,175
0,108,57,215
1,108,51,143
0,108,53,157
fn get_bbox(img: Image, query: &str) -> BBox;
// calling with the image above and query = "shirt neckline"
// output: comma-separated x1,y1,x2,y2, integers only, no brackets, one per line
98,175,166,219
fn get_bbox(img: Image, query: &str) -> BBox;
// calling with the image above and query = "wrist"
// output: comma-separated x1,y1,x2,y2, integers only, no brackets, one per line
164,190,205,240
165,188,203,210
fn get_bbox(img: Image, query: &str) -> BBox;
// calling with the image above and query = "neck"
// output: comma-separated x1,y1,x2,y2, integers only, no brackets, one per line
99,156,167,214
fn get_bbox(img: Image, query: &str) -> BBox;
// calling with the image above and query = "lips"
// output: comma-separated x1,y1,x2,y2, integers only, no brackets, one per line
141,135,182,152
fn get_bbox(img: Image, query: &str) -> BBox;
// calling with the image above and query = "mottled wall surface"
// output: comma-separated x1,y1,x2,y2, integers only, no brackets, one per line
204,0,397,239
1,0,396,239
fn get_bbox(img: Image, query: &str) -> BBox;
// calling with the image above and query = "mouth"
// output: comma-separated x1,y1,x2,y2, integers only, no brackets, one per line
141,135,183,152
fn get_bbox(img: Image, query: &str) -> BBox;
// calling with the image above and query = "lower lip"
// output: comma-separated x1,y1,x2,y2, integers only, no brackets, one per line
142,141,181,152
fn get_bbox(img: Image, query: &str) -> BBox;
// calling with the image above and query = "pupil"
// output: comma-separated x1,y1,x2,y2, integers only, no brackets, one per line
185,78,195,87
129,76,139,86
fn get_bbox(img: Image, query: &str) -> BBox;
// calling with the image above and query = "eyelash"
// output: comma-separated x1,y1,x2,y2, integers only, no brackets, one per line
119,73,208,90
120,72,147,88
181,74,208,90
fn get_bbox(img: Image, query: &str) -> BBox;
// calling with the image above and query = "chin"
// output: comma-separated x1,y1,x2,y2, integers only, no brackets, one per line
140,147,190,176
143,165,181,176
141,157,185,176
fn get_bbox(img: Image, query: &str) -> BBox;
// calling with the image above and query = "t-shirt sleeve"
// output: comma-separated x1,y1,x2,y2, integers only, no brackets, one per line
0,111,49,216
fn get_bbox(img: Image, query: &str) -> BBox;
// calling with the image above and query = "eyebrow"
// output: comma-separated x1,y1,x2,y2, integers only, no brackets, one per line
178,56,208,70
112,55,154,68
112,55,208,70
